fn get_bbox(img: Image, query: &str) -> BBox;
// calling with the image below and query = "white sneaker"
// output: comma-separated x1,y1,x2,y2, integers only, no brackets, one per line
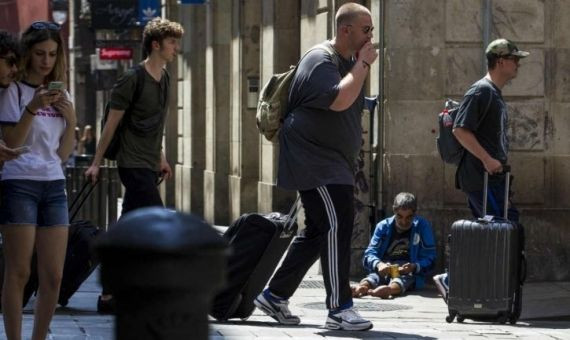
325,307,372,331
254,289,301,325
433,273,449,303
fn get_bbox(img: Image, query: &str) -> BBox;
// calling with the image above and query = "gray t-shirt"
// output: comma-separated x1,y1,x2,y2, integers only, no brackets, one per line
110,67,168,171
277,42,364,191
454,77,508,192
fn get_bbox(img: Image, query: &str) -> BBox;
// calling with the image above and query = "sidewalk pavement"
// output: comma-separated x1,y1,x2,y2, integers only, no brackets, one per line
1,266,569,340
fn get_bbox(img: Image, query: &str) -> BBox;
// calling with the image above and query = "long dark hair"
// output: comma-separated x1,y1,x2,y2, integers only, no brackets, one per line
19,22,66,83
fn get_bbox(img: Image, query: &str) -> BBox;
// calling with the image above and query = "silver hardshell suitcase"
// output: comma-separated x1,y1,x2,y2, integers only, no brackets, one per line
447,166,526,324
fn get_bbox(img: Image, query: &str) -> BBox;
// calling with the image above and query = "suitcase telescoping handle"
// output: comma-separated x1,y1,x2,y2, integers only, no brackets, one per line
283,195,302,235
482,164,511,219
69,180,99,222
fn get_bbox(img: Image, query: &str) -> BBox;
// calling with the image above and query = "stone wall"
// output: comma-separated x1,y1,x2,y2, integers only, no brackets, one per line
166,0,570,281
382,0,570,281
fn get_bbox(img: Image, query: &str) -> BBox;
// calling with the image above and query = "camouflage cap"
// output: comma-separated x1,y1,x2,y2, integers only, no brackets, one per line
485,38,530,58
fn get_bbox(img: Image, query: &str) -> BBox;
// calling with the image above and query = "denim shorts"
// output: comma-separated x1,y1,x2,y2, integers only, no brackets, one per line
0,179,69,227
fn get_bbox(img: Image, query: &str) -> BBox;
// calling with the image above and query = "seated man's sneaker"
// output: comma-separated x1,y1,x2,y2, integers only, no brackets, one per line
325,307,372,331
254,289,301,325
433,273,449,303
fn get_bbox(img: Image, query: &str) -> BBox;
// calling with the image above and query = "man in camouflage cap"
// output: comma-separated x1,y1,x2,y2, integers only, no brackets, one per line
432,38,528,300
486,38,530,58
455,38,529,220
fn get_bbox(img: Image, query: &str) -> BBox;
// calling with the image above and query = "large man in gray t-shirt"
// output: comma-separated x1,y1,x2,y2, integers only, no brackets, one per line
254,3,378,332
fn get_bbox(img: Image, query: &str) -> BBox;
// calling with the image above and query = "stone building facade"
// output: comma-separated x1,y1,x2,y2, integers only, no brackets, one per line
161,0,569,281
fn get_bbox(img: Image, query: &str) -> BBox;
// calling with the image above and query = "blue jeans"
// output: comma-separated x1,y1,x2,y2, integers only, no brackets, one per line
0,179,69,226
466,178,519,223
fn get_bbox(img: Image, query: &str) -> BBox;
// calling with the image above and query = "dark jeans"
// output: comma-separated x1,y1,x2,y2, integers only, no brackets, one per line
102,167,163,295
118,167,163,215
465,175,519,223
268,184,355,311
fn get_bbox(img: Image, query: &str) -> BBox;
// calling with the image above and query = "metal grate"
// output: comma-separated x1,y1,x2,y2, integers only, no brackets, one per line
299,280,326,289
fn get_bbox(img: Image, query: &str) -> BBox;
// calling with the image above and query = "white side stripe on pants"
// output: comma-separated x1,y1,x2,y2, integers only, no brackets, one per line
317,186,339,309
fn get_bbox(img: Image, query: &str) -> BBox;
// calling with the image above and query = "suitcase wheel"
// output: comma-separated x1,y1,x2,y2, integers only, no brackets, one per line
457,316,465,323
498,315,507,324
445,314,455,323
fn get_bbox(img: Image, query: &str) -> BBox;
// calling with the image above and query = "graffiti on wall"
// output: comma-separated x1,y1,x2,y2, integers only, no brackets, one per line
353,97,377,246
507,102,544,151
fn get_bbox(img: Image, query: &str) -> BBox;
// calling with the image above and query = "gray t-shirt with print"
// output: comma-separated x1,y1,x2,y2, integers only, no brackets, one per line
454,77,509,192
277,42,364,191
110,67,168,171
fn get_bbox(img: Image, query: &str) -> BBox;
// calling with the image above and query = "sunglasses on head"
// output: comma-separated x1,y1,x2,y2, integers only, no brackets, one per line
30,21,61,31
0,55,18,67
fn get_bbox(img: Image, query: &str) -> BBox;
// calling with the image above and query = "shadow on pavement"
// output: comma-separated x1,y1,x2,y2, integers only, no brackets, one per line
408,287,445,299
319,330,437,339
212,320,439,339
441,319,570,330
54,307,100,316
513,319,570,328
211,320,323,329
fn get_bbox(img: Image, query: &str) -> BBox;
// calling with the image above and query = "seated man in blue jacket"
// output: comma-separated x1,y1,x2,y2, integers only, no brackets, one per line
352,192,436,299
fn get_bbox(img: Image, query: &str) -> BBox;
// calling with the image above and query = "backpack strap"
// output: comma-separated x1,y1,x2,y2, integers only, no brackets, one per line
162,68,170,109
130,63,146,111
293,41,341,72
120,63,146,129
457,88,494,166
318,41,340,69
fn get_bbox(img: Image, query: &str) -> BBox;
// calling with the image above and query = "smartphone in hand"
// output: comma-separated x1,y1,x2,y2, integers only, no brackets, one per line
48,81,64,91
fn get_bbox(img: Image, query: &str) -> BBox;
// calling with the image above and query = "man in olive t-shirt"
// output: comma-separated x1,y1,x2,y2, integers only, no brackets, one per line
85,19,183,314
86,18,183,215
453,38,529,222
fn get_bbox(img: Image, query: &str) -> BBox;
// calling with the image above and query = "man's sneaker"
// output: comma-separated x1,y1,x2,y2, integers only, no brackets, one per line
325,307,373,331
254,289,301,325
433,273,449,303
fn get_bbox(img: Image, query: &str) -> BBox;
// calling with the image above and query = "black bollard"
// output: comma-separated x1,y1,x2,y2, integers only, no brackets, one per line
95,207,228,340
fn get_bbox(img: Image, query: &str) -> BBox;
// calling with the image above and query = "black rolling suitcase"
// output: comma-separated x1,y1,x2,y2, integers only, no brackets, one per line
210,197,301,321
447,166,526,324
25,181,103,307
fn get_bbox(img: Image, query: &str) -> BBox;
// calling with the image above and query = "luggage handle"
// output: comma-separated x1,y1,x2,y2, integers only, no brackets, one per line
482,164,511,219
520,252,527,284
69,180,99,222
282,196,302,237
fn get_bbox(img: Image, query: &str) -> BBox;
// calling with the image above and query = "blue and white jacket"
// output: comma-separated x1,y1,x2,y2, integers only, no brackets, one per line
363,215,437,290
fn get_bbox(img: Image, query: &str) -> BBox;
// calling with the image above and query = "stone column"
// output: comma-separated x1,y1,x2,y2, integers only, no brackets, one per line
258,0,299,213
174,3,207,215
228,0,261,222
204,1,231,224
163,1,180,208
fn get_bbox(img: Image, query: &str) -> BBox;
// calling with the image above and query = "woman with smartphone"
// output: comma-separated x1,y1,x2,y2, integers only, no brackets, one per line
0,21,76,340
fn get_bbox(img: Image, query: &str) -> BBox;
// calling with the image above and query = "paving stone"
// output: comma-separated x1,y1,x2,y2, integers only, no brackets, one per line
2,268,569,340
